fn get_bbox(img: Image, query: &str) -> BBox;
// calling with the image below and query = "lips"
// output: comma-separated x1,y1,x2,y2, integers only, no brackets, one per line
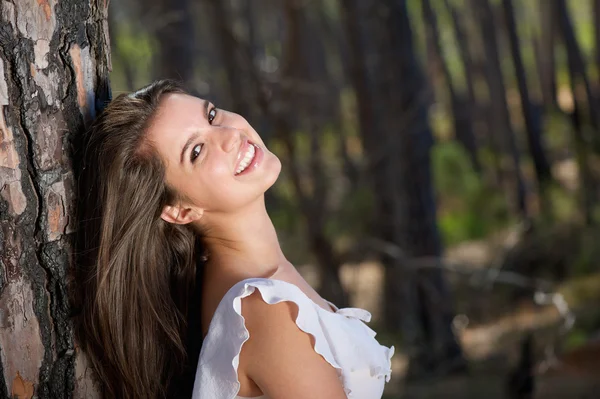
234,138,263,176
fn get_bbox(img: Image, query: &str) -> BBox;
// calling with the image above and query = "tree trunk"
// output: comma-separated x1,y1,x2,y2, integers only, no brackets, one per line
556,0,600,131
536,0,558,110
471,0,529,219
444,0,501,185
421,0,480,173
205,0,252,118
384,0,465,378
595,0,600,91
154,0,195,87
501,0,553,212
555,0,597,224
0,0,110,397
279,0,349,307
341,0,465,379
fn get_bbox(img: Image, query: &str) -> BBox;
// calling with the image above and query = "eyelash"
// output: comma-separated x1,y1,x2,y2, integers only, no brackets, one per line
190,106,218,163
208,106,217,124
191,144,203,162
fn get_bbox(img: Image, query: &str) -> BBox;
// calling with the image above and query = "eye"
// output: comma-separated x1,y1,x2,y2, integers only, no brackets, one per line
208,107,217,124
190,144,203,162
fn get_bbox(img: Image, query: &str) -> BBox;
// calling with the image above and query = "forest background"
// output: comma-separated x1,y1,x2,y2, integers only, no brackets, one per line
109,0,600,397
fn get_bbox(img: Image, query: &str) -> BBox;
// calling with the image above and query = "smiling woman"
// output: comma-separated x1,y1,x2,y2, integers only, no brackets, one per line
75,80,393,399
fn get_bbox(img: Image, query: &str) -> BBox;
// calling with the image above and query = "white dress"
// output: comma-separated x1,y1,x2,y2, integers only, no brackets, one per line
192,278,394,399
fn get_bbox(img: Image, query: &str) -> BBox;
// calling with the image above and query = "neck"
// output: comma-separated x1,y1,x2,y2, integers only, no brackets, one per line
196,197,289,280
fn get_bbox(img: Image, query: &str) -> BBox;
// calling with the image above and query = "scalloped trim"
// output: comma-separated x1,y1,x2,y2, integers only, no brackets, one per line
193,278,345,399
230,282,344,397
193,278,394,399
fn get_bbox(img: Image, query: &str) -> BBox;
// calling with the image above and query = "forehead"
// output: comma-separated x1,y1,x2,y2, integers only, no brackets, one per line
146,93,207,159
151,93,206,134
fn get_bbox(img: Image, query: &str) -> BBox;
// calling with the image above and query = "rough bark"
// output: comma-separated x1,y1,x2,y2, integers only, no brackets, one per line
0,0,110,397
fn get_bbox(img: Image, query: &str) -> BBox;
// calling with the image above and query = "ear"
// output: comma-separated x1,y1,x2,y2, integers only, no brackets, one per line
160,205,203,225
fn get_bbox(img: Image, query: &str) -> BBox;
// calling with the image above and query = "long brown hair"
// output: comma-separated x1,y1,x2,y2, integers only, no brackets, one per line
74,80,203,398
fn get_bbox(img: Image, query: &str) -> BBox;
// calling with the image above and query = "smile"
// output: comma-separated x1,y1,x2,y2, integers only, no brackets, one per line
235,141,258,175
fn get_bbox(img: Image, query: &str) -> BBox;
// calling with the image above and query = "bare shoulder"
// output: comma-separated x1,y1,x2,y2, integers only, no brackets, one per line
237,290,347,399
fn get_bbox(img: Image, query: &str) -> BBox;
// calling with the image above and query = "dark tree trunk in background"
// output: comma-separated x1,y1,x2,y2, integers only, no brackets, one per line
154,0,195,87
444,0,476,106
471,0,528,219
556,0,600,131
444,0,501,185
384,0,465,378
313,5,360,188
0,0,110,397
341,0,465,380
555,0,597,224
421,0,480,173
206,0,251,116
536,0,558,110
280,0,349,308
595,0,600,91
338,0,386,196
567,72,595,225
502,0,553,210
243,0,260,63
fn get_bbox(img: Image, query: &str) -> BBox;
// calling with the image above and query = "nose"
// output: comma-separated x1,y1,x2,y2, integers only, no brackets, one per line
217,127,243,153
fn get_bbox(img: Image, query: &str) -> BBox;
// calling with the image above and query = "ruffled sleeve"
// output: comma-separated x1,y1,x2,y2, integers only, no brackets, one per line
191,278,343,399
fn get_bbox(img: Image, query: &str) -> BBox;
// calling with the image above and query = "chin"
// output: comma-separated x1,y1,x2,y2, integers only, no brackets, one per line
262,155,282,190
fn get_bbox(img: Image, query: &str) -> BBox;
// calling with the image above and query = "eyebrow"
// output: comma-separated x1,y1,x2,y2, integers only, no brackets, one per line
180,100,211,164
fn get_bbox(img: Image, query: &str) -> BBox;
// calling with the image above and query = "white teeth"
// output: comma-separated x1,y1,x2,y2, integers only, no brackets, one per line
235,144,256,174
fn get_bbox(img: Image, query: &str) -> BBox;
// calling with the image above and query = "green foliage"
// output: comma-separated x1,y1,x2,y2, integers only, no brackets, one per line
110,23,154,92
432,141,511,245
567,0,594,58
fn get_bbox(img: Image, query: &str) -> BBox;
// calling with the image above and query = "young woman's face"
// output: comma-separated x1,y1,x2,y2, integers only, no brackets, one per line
147,93,281,215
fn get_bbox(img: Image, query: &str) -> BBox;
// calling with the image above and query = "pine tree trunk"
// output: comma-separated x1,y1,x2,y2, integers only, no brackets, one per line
555,0,597,224
594,0,600,91
471,0,529,218
421,0,480,173
342,0,465,379
556,0,600,131
383,0,465,378
0,0,110,397
154,0,194,87
502,0,553,207
205,0,252,117
537,0,558,110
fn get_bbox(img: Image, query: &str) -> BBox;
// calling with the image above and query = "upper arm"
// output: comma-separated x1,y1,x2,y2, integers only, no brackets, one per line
238,291,347,399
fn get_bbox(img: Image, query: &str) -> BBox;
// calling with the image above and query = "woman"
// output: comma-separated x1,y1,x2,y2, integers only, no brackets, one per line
75,80,393,399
